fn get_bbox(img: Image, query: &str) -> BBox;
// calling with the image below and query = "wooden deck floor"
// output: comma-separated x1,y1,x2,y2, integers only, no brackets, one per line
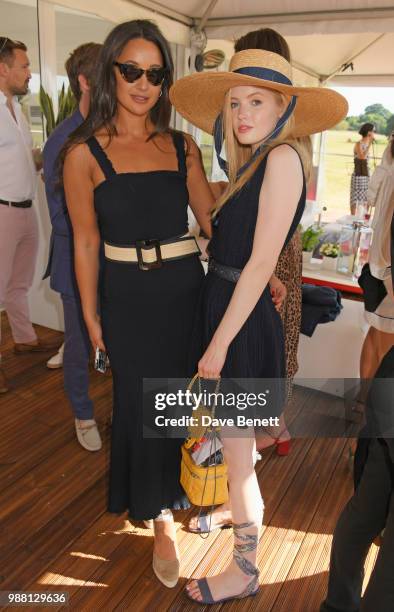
0,315,378,611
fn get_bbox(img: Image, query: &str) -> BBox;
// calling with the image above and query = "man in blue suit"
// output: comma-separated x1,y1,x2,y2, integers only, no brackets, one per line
43,43,102,451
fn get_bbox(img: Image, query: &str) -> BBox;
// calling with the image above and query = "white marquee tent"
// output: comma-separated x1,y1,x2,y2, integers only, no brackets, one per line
2,0,392,365
44,0,394,86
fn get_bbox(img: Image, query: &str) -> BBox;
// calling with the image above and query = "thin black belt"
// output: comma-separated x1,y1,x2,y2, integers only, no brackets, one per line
208,258,241,283
0,198,32,208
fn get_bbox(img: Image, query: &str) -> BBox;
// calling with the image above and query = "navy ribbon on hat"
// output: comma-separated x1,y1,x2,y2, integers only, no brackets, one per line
213,65,297,177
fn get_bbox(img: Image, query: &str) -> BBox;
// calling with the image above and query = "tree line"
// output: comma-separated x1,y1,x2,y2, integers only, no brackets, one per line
336,103,394,135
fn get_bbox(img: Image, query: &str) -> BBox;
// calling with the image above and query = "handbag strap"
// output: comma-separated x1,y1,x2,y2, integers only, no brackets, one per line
187,373,224,538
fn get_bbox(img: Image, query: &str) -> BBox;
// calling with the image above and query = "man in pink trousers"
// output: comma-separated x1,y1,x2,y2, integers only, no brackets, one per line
0,37,60,393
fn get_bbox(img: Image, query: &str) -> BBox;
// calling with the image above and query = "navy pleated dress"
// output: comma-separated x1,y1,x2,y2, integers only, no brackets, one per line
190,148,306,411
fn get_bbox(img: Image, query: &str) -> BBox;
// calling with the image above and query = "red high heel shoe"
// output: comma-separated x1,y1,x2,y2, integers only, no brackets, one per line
257,429,291,456
275,438,291,456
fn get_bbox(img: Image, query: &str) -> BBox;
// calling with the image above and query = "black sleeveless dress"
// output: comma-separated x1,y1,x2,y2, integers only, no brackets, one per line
191,148,306,399
87,132,204,520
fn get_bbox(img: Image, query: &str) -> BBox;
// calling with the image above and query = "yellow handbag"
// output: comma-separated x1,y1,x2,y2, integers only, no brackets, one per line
180,374,228,507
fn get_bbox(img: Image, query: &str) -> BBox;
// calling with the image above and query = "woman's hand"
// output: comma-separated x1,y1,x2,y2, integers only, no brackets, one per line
269,274,287,311
198,337,228,379
86,314,106,352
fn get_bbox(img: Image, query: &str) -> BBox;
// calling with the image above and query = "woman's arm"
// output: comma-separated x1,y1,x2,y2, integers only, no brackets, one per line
209,181,228,200
63,144,105,350
185,135,215,238
198,145,303,379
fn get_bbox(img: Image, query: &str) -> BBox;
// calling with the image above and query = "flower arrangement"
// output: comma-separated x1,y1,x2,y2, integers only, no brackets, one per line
319,242,340,258
301,225,323,253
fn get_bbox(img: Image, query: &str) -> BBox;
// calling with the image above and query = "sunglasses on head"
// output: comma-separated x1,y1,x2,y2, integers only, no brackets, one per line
0,37,12,54
113,61,167,86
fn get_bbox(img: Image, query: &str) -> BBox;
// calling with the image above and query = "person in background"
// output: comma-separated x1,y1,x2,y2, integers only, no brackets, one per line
350,122,375,216
354,133,394,416
321,342,394,612
0,37,60,394
42,43,103,451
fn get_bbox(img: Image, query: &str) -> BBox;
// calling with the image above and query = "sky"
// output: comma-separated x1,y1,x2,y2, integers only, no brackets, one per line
333,86,394,117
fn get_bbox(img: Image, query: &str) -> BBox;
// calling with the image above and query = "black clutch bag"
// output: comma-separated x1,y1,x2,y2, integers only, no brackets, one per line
358,263,387,312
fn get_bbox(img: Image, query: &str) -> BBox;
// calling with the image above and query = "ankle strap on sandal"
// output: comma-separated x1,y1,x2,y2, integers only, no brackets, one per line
233,522,260,579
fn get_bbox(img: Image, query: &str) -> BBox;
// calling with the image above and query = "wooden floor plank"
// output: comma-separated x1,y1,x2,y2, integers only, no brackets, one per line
23,391,314,610
0,317,381,611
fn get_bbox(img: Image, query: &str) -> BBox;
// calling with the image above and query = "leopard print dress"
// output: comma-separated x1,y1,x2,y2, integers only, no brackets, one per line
275,228,303,382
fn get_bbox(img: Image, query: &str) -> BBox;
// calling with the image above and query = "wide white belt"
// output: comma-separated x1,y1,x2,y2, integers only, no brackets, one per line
104,234,200,269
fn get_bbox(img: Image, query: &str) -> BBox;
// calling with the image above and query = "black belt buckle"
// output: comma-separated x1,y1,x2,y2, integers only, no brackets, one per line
135,239,163,271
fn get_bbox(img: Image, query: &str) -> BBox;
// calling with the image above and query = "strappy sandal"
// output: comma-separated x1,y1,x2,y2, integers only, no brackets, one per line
185,521,260,604
188,510,232,534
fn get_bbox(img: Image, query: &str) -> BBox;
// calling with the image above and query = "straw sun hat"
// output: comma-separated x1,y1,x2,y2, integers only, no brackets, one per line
170,49,348,138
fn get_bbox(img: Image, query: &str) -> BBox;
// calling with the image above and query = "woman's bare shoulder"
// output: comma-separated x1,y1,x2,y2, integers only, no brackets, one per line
64,143,94,182
267,143,302,170
65,142,91,164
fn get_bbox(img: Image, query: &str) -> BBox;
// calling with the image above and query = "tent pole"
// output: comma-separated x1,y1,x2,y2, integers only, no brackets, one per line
321,33,386,84
196,0,220,32
188,1,219,142
316,124,327,209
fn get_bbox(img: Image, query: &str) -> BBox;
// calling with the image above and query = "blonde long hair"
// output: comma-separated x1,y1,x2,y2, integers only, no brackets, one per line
213,90,312,216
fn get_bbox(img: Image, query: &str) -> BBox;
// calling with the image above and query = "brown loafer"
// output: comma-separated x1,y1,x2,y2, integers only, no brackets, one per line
0,368,9,394
14,338,63,354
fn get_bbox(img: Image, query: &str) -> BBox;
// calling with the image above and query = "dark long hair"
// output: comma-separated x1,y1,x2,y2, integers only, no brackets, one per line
359,122,375,137
234,27,290,61
62,20,174,156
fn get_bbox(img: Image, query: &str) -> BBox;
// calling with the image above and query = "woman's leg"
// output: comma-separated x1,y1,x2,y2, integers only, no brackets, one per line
358,327,394,406
375,328,394,365
187,429,263,602
255,413,291,451
360,327,380,381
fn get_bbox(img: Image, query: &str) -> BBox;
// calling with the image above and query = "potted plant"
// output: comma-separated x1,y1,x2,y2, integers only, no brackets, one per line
39,83,77,138
319,242,340,271
301,225,323,268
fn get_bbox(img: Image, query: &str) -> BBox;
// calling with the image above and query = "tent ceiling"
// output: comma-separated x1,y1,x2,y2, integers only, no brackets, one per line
131,1,394,27
130,1,394,85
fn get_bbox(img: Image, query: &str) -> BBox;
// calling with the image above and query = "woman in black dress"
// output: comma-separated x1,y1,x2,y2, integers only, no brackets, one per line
171,49,347,604
63,20,213,588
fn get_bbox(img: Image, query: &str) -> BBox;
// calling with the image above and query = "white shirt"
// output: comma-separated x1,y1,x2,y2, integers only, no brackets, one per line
368,145,394,280
0,90,37,201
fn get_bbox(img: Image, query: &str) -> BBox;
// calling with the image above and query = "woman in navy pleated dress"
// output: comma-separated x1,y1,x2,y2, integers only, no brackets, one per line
171,49,347,604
